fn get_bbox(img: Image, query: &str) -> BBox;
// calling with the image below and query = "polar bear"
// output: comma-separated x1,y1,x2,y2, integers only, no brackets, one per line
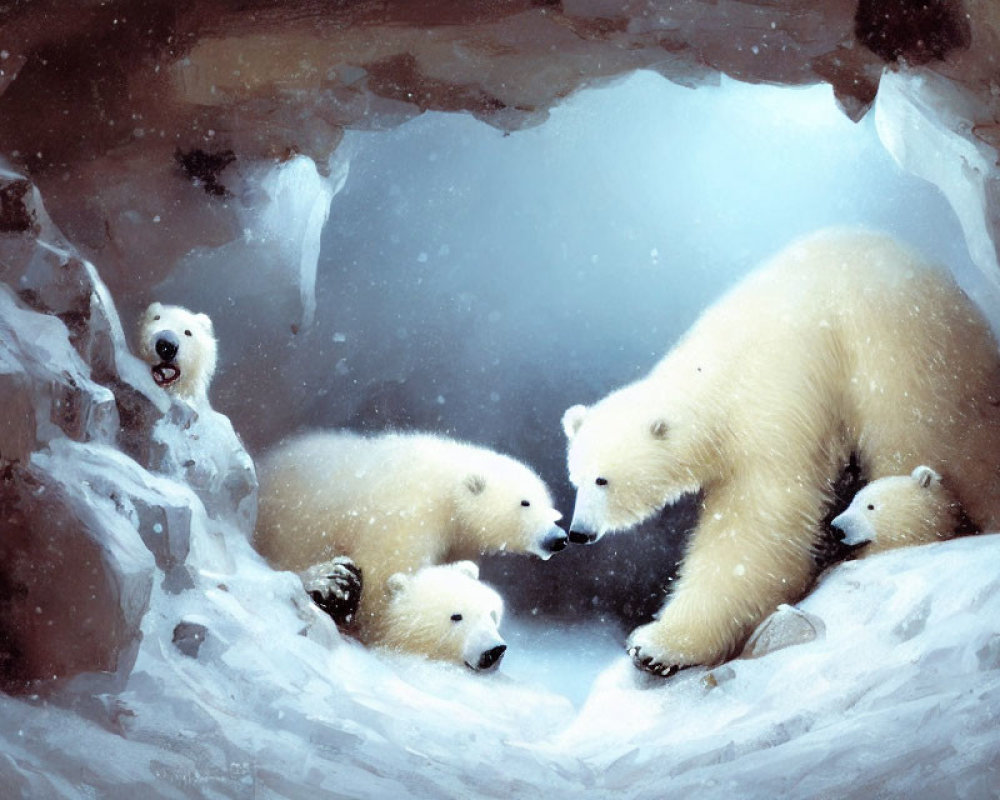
562,229,1000,676
137,302,217,406
381,561,506,670
831,466,968,554
301,559,505,669
255,429,565,651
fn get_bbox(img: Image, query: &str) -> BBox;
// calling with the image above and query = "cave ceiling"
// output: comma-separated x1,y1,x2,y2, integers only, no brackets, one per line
0,0,998,295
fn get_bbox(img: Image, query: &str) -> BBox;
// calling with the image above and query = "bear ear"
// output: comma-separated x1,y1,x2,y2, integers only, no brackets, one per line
195,312,215,335
562,405,588,441
464,473,487,496
144,302,163,318
450,561,480,580
649,418,670,439
386,572,411,598
911,465,941,489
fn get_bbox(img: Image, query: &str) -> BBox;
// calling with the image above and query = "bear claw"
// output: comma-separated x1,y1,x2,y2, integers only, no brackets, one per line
628,646,680,678
303,557,363,628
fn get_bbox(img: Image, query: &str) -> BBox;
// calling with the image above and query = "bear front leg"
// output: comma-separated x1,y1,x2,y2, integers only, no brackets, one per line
626,594,754,677
300,557,364,628
626,503,816,676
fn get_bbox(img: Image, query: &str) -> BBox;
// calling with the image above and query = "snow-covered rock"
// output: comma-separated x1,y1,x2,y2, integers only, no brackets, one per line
0,167,257,692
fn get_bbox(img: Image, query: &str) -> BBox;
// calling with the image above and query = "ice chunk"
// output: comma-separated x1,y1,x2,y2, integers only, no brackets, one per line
740,603,826,658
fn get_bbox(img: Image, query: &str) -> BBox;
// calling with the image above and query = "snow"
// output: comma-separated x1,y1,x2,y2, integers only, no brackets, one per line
3,502,1000,798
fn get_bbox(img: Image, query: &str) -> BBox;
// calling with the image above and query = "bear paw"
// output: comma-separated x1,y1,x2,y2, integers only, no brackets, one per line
625,622,701,678
301,557,363,628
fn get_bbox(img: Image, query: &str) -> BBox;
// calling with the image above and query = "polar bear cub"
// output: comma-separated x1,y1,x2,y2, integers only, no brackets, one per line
137,302,217,406
831,466,965,554
255,429,565,665
381,561,507,671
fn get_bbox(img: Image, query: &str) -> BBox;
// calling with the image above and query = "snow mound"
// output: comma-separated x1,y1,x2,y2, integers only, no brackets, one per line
2,530,1000,798
546,534,1000,798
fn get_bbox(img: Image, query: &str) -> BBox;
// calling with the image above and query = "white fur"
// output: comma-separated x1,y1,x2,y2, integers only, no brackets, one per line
832,466,962,553
382,561,506,670
564,229,1000,672
255,430,563,653
137,302,217,406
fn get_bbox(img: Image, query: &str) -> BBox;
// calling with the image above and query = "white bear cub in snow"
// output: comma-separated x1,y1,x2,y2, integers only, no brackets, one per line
381,561,507,671
255,429,565,669
137,302,218,406
831,466,964,555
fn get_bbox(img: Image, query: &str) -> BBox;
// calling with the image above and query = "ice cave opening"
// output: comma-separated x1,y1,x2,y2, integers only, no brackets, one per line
4,6,1000,795
184,69,995,707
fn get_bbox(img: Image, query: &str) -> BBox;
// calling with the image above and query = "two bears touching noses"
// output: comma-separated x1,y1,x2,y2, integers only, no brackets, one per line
137,229,1000,677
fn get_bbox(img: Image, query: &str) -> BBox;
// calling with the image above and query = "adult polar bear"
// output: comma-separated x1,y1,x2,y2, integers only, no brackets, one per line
563,229,1000,676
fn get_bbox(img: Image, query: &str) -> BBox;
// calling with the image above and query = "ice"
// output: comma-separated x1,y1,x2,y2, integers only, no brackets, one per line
740,604,825,658
245,154,349,329
875,69,1000,330
155,152,349,335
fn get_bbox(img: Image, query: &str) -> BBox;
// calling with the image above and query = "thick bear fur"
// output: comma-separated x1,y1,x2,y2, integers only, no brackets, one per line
254,429,565,651
381,561,507,670
831,466,965,554
562,229,1000,675
137,302,217,406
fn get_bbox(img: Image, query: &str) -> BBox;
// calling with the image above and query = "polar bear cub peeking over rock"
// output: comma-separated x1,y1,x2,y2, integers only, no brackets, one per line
255,429,565,667
137,302,217,406
831,466,967,555
562,229,1000,677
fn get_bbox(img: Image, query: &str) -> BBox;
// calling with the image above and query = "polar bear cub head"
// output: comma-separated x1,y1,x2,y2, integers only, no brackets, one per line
831,465,963,554
450,445,567,559
137,302,217,406
381,561,506,672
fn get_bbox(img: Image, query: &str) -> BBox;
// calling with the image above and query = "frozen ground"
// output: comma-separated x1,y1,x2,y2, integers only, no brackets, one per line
2,526,999,799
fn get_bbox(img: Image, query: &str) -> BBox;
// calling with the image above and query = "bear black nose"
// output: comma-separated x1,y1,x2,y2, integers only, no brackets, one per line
155,331,180,362
568,530,597,545
477,644,507,671
542,526,568,553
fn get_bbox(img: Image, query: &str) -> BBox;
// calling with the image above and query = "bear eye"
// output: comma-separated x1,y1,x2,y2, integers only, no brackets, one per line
184,329,193,337
595,477,608,487
521,500,530,507
866,504,875,511
450,613,463,622
153,315,160,321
